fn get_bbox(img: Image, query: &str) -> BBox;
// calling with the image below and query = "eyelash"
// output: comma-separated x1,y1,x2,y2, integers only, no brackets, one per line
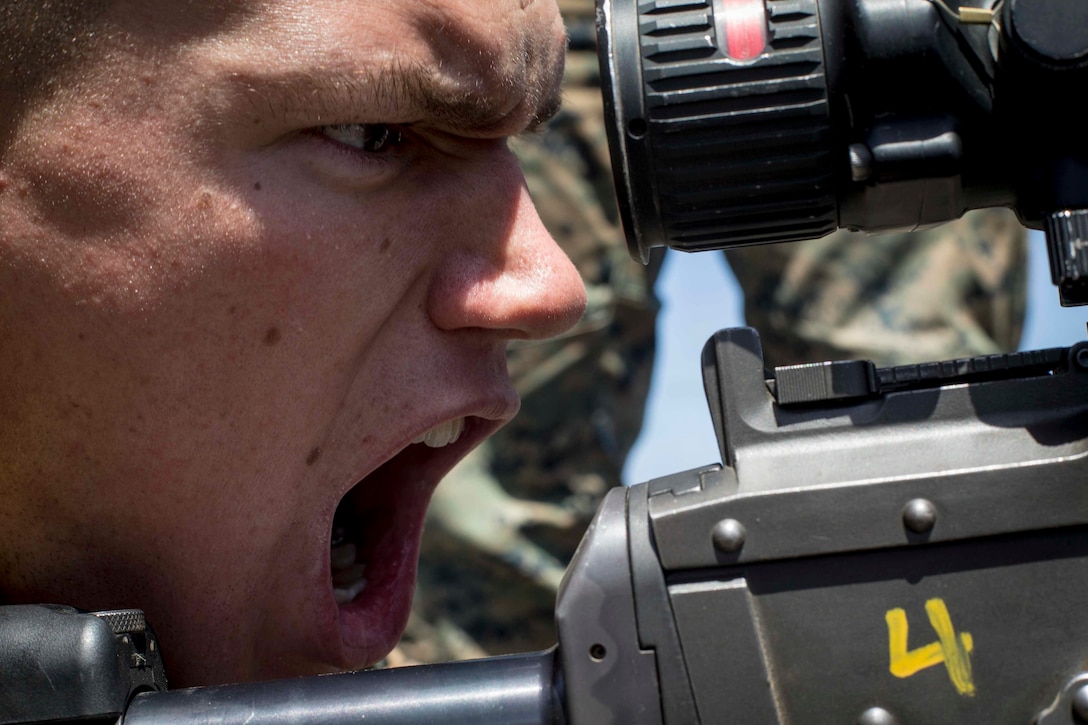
319,123,406,154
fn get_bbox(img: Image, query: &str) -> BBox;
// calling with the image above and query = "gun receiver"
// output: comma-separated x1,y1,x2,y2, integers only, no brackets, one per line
558,326,1088,723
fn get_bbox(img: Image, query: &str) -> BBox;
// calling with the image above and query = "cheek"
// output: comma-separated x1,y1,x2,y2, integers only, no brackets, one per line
237,180,433,324
18,153,151,244
6,103,175,250
5,132,259,320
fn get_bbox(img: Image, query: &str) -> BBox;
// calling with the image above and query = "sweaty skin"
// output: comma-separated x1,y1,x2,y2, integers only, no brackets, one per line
0,0,585,687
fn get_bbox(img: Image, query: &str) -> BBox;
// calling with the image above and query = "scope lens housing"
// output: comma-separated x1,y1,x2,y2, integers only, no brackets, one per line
598,0,838,262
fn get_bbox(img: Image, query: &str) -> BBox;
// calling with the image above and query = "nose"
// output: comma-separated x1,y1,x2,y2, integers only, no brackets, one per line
427,153,587,341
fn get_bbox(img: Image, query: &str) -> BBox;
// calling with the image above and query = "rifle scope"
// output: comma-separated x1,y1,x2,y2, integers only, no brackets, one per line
597,0,1088,305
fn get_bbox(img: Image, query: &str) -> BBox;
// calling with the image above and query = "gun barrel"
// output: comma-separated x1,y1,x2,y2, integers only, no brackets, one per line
123,649,565,724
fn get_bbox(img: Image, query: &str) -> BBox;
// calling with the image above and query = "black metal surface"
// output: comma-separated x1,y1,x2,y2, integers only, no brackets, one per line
670,527,1088,723
1005,0,1088,67
652,328,1088,570
598,0,836,260
124,650,564,724
597,0,1088,304
0,605,166,725
627,480,700,724
556,488,663,725
669,578,781,722
627,327,1088,722
773,346,1069,404
773,358,876,404
1046,209,1088,306
1035,672,1088,724
873,347,1068,393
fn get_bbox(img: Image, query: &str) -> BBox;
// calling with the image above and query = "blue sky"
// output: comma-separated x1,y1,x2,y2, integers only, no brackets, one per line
623,230,1088,485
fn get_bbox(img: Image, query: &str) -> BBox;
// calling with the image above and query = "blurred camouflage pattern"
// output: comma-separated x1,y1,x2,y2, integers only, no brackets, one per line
388,1,1028,666
726,206,1027,368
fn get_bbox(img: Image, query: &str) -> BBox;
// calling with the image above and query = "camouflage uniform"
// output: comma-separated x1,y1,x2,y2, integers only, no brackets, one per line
389,1,1028,665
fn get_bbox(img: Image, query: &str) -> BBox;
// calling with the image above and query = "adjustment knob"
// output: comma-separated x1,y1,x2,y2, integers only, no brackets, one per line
1006,0,1088,68
1045,209,1088,306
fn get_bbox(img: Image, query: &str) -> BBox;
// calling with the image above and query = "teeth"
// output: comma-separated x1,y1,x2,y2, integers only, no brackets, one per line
331,537,367,605
334,577,368,604
332,562,367,587
411,417,465,448
331,559,368,605
330,542,357,571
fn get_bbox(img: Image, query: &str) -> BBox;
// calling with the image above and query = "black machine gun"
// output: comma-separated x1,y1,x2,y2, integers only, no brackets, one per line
3,0,1088,721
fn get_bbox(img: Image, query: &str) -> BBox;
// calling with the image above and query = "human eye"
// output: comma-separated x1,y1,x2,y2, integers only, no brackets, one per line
319,123,405,154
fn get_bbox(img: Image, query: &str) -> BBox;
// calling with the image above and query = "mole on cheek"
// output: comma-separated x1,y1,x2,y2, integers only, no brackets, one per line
305,447,321,466
263,326,282,346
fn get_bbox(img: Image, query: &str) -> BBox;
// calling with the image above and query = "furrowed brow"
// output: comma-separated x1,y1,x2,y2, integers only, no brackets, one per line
239,58,564,137
378,60,565,136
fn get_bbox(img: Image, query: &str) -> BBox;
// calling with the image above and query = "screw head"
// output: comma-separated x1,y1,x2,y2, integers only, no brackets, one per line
1072,683,1088,720
849,143,873,181
712,518,747,553
1075,345,1088,371
902,498,937,534
857,706,898,725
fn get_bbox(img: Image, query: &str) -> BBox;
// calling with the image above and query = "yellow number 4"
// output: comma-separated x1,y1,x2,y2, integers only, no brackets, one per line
886,598,975,697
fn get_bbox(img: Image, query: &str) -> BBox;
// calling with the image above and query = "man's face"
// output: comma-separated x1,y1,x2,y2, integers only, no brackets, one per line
0,0,585,686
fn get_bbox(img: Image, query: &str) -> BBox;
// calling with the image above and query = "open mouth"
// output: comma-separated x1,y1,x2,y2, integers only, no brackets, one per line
326,414,493,667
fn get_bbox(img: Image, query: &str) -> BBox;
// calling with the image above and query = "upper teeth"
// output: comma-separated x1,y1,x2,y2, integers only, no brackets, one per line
412,417,465,448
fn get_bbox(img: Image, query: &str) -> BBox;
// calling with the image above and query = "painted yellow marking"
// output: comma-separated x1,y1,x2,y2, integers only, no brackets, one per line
886,598,975,696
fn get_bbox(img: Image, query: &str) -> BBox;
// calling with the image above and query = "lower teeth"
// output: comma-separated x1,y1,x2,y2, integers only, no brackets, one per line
331,538,367,604
334,577,368,604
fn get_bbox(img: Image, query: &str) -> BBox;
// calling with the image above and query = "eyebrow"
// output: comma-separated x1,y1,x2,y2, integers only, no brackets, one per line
382,60,564,134
241,58,565,137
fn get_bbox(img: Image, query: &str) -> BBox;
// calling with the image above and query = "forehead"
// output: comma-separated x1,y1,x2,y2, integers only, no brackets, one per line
105,0,567,137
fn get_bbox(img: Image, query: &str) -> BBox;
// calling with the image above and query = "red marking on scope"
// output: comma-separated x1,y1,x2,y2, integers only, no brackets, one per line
720,0,767,61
